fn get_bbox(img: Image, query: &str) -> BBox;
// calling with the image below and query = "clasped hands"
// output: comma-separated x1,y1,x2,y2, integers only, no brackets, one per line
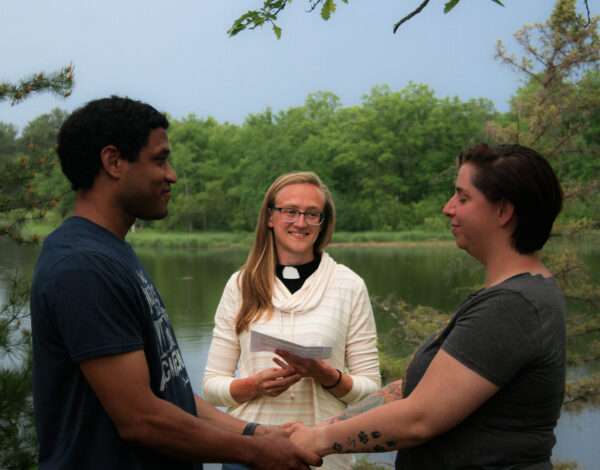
255,420,326,462
252,423,324,469
283,421,326,461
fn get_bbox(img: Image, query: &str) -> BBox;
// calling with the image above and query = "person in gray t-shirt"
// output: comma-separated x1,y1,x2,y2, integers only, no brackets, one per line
287,143,566,470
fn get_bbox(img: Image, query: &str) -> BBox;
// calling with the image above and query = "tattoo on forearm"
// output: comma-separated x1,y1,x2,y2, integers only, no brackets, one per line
381,380,404,402
327,395,385,423
332,429,398,454
327,380,405,454
325,379,404,425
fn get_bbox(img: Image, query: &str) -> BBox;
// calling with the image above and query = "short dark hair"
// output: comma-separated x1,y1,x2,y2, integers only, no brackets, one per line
457,143,563,254
57,96,169,190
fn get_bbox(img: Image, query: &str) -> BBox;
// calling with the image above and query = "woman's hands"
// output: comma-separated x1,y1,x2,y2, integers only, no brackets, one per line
274,350,336,384
254,366,302,397
231,364,301,403
274,349,352,396
230,348,351,403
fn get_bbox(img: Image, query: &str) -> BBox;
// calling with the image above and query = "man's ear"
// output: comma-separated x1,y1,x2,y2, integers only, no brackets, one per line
497,199,515,228
99,145,125,179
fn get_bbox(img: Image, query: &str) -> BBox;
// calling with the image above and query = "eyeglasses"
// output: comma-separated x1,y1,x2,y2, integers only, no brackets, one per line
270,206,325,226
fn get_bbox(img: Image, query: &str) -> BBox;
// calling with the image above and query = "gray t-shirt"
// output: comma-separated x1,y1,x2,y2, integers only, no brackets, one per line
395,273,566,470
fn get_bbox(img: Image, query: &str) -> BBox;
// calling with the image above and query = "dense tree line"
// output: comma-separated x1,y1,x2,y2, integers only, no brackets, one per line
1,85,495,232
163,84,496,232
1,78,598,235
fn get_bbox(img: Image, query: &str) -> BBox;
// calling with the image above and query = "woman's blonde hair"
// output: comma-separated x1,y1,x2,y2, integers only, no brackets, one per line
235,171,336,334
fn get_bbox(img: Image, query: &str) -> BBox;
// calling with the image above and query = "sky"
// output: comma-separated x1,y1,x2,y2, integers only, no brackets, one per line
0,1,596,131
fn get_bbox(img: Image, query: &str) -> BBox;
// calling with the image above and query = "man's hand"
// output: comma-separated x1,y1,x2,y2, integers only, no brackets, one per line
251,434,322,469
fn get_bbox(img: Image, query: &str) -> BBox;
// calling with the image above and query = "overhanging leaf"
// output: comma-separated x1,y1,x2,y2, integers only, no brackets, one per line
444,0,460,14
321,0,336,21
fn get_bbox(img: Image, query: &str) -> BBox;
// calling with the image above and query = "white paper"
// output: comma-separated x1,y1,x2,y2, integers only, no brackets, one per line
250,330,332,359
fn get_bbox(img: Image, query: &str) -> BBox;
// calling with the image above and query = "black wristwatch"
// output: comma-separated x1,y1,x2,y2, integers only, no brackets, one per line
242,422,259,435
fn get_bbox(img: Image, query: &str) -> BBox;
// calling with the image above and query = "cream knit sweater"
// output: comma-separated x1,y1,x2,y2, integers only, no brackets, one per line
202,253,381,470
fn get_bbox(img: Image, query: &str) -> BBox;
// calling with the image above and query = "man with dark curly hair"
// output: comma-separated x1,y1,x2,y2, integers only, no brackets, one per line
30,96,320,470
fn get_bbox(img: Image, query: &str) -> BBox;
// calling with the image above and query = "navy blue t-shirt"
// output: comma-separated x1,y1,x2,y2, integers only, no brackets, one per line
30,217,202,470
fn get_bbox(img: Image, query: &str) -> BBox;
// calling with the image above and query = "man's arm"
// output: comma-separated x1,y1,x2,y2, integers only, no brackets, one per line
193,394,245,433
80,350,320,468
194,396,292,438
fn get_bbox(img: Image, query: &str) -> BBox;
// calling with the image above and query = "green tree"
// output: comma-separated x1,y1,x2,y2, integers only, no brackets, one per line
233,92,345,227
1,63,74,469
0,123,18,158
164,115,243,231
489,0,600,227
0,274,36,470
321,84,492,230
0,109,71,239
492,0,600,156
19,109,69,158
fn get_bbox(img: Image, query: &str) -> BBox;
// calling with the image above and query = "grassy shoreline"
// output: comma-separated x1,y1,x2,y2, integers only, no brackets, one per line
19,220,600,250
22,221,455,249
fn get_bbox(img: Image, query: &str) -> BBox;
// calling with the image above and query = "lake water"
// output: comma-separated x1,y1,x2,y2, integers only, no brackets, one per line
1,237,599,469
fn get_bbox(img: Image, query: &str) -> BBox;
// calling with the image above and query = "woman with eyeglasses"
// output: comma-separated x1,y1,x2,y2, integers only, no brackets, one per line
288,144,566,470
202,171,381,470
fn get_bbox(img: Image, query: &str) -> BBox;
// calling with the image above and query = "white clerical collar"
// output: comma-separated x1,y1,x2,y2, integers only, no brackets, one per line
282,266,300,279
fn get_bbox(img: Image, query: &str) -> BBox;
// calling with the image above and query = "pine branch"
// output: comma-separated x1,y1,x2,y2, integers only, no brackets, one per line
0,64,74,106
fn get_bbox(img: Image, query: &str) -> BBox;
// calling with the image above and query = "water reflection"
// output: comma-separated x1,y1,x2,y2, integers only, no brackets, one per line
554,404,600,468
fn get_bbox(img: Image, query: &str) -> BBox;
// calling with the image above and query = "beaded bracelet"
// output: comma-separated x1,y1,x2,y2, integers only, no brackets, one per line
322,368,343,389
